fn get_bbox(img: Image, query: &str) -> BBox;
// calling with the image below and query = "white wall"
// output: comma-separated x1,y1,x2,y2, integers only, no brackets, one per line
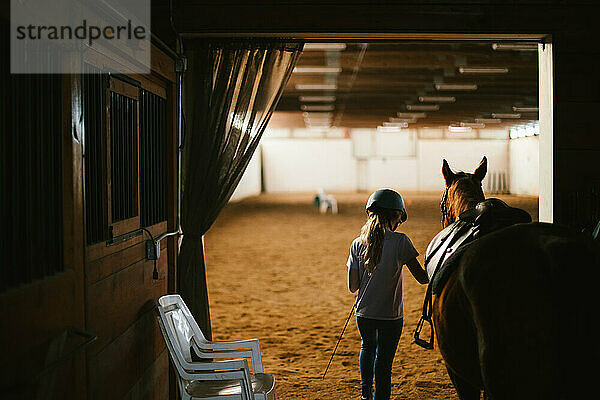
538,42,553,222
261,139,357,192
509,136,539,195
417,139,509,192
257,131,538,196
230,146,262,201
363,159,418,190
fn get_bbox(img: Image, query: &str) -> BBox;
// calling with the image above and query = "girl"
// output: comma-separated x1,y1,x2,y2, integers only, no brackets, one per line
346,189,429,400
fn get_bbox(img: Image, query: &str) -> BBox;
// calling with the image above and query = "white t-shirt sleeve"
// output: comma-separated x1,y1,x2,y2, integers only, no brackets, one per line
347,238,361,270
398,234,419,265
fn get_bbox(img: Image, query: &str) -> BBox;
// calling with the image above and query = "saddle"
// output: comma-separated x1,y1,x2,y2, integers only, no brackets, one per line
413,198,532,350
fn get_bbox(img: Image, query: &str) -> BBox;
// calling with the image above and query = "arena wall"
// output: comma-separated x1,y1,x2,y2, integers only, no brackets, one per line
417,139,510,192
260,138,357,193
230,130,540,199
509,136,540,196
230,146,262,201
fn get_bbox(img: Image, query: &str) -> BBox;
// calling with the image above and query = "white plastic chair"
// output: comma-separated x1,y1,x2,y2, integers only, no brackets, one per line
316,188,338,214
157,294,276,400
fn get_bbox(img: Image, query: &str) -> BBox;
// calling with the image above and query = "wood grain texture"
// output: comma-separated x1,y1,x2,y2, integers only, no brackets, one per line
86,221,167,262
86,254,168,356
122,350,169,400
151,45,176,83
87,307,166,400
110,79,140,100
86,236,167,286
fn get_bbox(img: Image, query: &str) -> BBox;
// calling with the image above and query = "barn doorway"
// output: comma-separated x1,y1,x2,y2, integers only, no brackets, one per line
201,35,550,399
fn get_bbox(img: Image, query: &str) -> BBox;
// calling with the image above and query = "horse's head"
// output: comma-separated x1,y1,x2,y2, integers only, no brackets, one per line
440,157,487,228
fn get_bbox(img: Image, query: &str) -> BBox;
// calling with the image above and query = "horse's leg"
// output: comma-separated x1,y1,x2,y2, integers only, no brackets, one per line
445,366,481,400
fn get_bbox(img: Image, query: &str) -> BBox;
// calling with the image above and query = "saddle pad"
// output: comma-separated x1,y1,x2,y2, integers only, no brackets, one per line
426,198,532,295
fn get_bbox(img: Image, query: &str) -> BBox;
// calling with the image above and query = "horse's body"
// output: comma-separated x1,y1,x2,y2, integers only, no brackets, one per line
432,158,598,399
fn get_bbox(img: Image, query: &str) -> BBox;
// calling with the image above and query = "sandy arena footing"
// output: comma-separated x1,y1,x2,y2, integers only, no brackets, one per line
204,192,539,400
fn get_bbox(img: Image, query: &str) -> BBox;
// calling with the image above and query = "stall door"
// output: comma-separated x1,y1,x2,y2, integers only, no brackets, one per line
0,69,87,399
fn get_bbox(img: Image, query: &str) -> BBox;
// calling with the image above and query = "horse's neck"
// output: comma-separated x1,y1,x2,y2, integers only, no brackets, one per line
447,196,482,225
454,202,477,216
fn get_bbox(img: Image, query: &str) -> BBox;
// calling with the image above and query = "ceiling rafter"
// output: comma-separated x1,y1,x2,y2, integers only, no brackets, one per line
275,41,538,129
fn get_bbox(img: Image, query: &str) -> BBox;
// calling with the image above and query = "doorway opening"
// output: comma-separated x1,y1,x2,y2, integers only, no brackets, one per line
202,35,550,399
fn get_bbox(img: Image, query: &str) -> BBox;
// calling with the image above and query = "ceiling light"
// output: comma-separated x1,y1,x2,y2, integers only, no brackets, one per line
377,126,403,132
512,106,538,112
448,125,472,133
303,43,347,51
304,117,333,123
435,83,478,91
304,115,332,121
492,43,538,52
390,117,417,124
460,122,485,128
419,96,455,103
475,118,503,124
397,112,427,119
459,66,509,74
301,104,335,111
509,124,538,139
299,95,336,102
492,113,520,119
293,66,342,74
383,122,408,128
407,104,439,111
302,112,333,119
295,84,337,90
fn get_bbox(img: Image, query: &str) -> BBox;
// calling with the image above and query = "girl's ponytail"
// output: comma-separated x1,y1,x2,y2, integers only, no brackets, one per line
360,207,400,273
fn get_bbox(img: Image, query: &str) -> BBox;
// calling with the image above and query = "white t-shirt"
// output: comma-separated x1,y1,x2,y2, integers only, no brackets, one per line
346,230,419,320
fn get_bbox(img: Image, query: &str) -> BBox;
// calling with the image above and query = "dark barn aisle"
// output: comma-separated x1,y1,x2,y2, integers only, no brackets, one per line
204,192,538,400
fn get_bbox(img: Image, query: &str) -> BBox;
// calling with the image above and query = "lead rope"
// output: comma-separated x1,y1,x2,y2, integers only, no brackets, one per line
322,268,375,379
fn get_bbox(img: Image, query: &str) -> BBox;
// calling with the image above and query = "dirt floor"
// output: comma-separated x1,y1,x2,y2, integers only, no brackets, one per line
203,192,539,400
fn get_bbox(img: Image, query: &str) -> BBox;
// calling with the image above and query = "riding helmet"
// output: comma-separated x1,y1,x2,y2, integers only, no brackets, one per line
366,188,407,222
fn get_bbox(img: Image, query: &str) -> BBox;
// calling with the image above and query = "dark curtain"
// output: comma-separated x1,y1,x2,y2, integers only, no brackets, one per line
179,40,303,338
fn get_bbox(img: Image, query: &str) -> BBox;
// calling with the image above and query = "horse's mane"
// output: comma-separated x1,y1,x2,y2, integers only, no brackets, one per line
446,172,485,223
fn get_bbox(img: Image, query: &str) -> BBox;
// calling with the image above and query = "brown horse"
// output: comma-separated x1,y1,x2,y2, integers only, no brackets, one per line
433,157,599,400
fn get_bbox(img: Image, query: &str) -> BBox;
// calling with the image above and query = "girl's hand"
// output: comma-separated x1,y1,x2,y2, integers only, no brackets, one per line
406,257,429,284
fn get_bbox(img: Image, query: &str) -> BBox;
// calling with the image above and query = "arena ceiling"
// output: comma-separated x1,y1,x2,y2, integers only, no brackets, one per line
272,41,539,129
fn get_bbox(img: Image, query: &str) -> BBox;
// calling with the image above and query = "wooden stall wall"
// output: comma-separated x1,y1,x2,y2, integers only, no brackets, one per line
82,45,177,400
85,224,169,400
0,24,87,399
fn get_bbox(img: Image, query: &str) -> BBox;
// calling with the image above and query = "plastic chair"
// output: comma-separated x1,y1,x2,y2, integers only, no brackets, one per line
157,294,276,400
316,188,338,214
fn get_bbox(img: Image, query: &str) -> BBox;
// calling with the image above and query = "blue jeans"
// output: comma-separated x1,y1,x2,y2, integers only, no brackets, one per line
356,316,403,400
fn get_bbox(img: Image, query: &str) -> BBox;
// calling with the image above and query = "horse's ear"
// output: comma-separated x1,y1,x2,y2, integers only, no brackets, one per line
442,159,455,186
473,156,488,181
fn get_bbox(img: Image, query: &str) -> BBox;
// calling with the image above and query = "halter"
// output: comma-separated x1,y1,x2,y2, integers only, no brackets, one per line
440,187,449,227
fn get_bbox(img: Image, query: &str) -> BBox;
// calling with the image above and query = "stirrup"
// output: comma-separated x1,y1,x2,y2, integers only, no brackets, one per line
413,316,434,350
